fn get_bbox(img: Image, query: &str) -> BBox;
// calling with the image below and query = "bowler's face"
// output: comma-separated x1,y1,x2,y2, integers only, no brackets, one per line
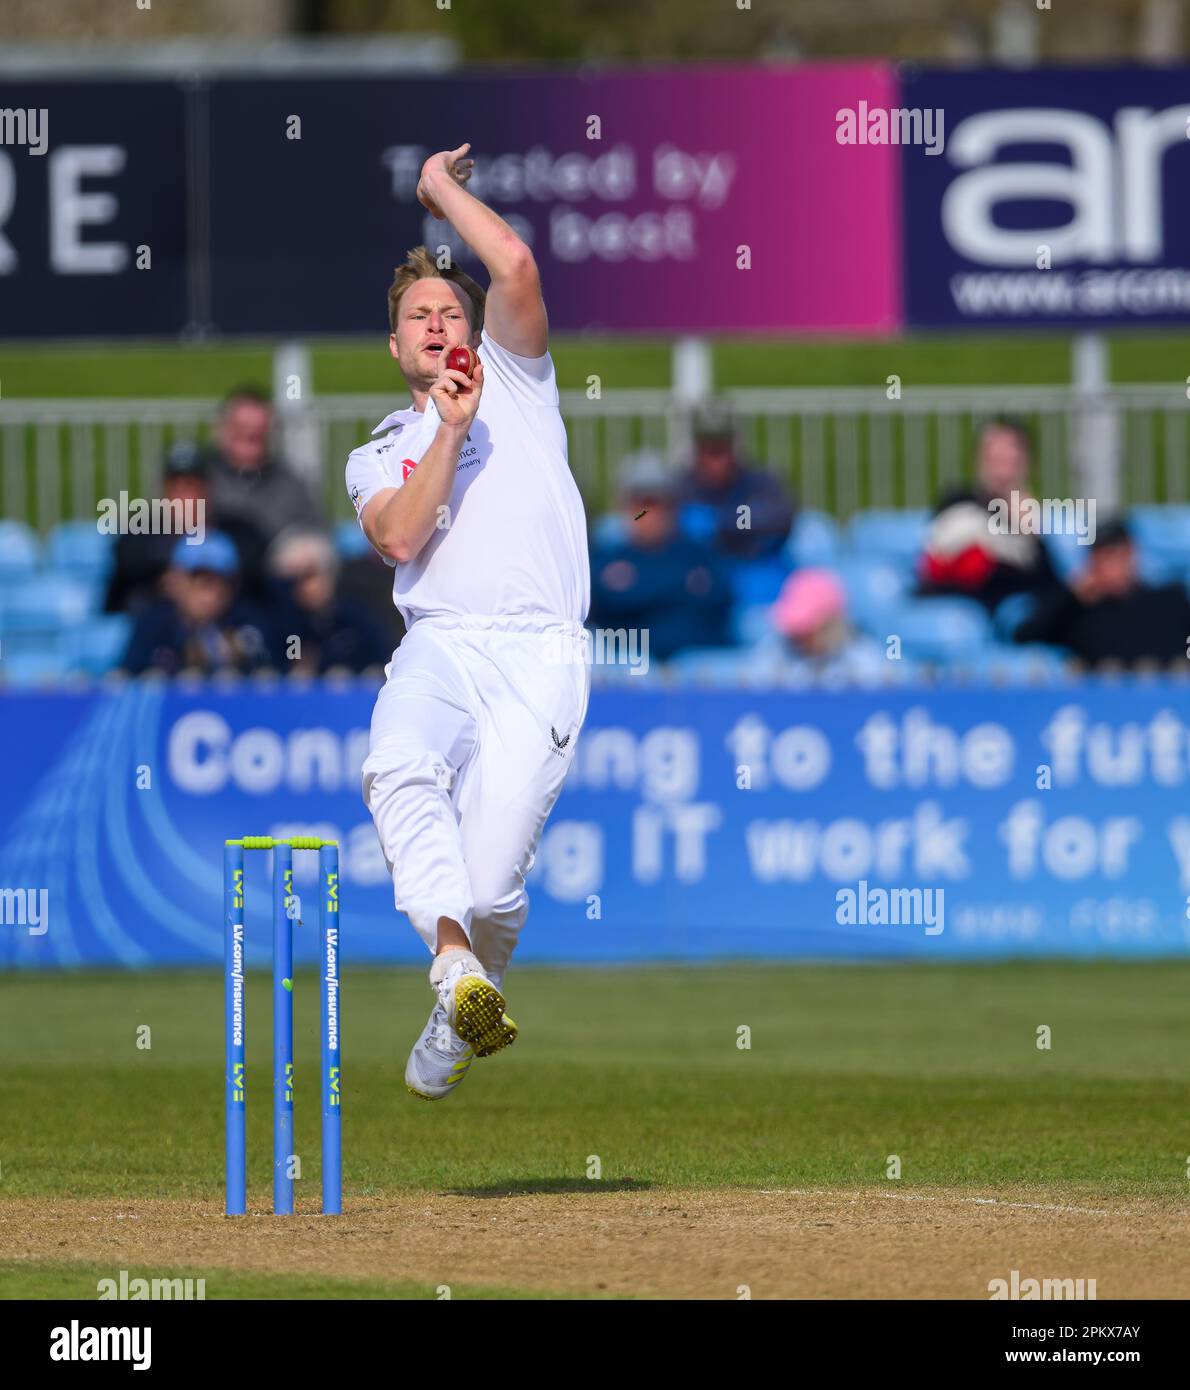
390,278,476,388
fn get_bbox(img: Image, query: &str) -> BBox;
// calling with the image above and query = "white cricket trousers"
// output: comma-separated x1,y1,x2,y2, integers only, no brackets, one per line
361,615,591,985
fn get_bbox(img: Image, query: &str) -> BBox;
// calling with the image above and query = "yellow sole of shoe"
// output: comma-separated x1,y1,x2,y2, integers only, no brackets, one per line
454,977,518,1058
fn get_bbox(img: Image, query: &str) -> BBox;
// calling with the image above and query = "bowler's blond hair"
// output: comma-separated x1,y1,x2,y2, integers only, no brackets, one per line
387,246,485,336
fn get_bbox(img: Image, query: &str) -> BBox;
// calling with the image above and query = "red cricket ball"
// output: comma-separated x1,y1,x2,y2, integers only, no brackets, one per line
445,345,478,377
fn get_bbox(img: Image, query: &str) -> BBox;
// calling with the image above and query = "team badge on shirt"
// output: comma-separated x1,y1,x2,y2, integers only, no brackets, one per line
401,459,418,482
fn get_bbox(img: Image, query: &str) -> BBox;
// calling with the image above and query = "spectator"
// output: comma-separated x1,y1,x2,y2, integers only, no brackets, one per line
267,528,391,674
203,387,322,546
123,532,278,676
677,402,795,561
104,442,206,616
1013,518,1190,668
589,451,733,663
767,568,889,683
104,442,271,615
918,417,1061,612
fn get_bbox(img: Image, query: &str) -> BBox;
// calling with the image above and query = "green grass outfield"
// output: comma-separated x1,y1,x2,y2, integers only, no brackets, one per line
3,332,1190,397
0,1262,604,1301
2,961,1187,1203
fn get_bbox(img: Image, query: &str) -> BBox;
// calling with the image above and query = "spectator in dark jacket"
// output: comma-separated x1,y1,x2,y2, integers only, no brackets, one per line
104,442,207,616
1014,518,1190,668
918,417,1061,613
589,451,733,663
105,441,272,615
203,387,322,547
677,402,795,561
122,532,278,676
267,528,391,674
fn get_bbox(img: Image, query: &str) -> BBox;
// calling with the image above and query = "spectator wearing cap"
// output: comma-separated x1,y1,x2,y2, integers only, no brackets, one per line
203,387,323,547
104,441,272,615
918,417,1061,613
122,531,279,676
764,568,888,684
589,450,733,663
1013,517,1190,668
267,528,391,675
677,402,795,561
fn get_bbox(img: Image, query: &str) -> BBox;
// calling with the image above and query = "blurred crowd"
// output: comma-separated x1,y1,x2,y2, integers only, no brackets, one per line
89,391,1190,682
588,409,1190,681
106,387,401,677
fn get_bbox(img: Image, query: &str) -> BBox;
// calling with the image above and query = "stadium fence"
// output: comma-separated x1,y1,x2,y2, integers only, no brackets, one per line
1,385,1188,530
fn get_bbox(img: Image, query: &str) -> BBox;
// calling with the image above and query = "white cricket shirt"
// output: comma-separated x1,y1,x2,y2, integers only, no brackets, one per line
345,330,590,628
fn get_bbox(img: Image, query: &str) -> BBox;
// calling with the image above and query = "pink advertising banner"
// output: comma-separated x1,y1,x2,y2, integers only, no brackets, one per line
489,63,905,335
2,64,904,337
208,62,904,336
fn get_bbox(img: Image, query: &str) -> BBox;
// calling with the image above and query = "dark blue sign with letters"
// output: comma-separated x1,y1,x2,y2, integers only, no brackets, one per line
0,80,188,337
902,67,1190,328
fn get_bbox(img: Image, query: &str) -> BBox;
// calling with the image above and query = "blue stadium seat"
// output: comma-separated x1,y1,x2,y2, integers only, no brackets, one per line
845,509,930,564
0,576,96,662
665,646,757,685
0,647,73,688
45,520,114,583
67,613,133,675
0,520,40,586
970,645,1071,682
589,654,661,685
891,597,992,664
833,558,906,635
334,519,371,559
1138,551,1180,585
785,509,841,567
1128,505,1190,552
731,602,774,646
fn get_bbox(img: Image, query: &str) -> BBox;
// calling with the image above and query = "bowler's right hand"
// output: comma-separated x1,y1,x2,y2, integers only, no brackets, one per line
429,361,484,431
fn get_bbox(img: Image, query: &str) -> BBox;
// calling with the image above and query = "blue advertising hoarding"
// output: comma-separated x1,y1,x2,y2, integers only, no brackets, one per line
2,678,1187,969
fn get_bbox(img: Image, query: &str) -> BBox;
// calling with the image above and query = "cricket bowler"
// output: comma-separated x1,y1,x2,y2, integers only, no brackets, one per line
347,143,591,1099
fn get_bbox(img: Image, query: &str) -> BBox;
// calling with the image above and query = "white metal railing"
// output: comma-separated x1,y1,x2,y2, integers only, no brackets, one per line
2,385,1189,532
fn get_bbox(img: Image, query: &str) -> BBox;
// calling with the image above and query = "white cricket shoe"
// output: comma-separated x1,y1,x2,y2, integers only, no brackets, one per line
432,949,518,1059
405,950,517,1101
404,1000,476,1101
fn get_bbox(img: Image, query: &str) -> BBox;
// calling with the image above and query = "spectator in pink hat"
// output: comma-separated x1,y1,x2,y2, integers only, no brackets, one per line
766,569,889,684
